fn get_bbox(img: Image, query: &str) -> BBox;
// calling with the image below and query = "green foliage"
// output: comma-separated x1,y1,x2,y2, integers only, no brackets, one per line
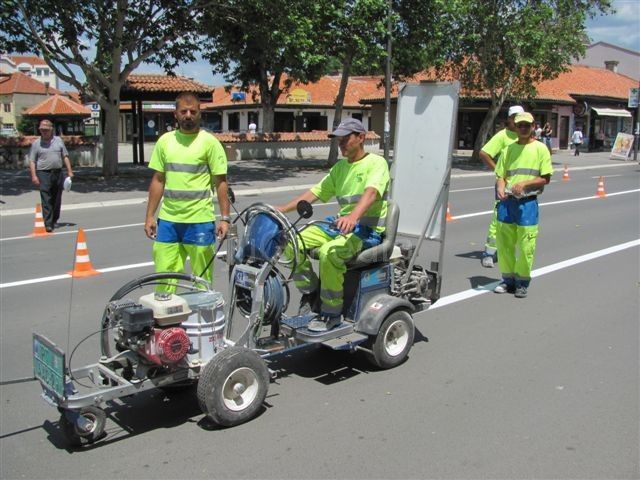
1,0,208,99
203,0,334,89
441,0,614,100
0,0,215,175
17,116,36,135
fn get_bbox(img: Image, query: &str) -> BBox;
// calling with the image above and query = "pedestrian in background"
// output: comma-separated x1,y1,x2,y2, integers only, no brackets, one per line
478,105,524,268
534,122,542,141
571,126,583,156
542,122,553,154
144,92,230,292
28,119,74,232
493,112,553,298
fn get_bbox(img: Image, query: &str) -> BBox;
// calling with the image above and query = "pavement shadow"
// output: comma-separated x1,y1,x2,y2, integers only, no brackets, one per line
467,275,500,289
455,250,485,260
0,159,330,199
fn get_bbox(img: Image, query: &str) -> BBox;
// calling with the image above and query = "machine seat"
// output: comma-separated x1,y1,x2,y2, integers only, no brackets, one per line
308,201,400,269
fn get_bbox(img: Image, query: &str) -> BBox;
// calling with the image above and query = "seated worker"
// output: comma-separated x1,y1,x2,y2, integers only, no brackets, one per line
277,118,389,332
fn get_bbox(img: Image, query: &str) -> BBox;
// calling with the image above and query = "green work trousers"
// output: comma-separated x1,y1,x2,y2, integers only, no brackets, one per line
284,225,363,316
152,241,214,293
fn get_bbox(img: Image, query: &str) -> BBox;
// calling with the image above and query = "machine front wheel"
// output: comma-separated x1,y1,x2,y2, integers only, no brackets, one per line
197,347,269,427
366,310,415,369
60,406,106,447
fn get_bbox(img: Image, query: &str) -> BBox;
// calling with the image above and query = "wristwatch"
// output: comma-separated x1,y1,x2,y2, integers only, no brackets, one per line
220,215,231,223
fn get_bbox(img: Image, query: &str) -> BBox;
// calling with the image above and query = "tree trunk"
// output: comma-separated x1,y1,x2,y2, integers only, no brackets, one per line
259,71,281,133
471,75,516,162
101,101,120,177
472,100,503,163
327,53,353,167
262,100,275,133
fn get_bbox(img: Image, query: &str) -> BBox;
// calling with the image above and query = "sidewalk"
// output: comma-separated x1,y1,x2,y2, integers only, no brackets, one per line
0,145,634,216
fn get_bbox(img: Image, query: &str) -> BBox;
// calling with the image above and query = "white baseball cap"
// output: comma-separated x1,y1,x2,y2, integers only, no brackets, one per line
508,105,525,117
63,177,72,192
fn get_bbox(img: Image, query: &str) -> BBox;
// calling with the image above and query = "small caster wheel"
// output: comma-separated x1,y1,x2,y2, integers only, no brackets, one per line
60,406,106,446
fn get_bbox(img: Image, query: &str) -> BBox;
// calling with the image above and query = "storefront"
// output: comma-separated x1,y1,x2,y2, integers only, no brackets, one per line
588,107,633,151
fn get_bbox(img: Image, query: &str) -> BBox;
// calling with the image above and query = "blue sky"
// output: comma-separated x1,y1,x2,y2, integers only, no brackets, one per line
585,0,640,52
149,0,640,87
59,0,639,91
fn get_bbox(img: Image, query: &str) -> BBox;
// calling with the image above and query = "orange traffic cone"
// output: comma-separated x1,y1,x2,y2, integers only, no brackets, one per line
562,164,570,182
596,176,606,198
30,204,51,237
68,228,100,277
446,203,454,222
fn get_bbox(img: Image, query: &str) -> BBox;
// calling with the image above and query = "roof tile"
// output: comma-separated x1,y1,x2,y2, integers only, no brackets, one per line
23,94,90,116
122,74,212,94
0,71,63,95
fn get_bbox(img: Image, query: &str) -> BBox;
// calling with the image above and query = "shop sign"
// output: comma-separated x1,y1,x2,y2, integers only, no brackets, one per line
286,88,312,105
629,88,639,109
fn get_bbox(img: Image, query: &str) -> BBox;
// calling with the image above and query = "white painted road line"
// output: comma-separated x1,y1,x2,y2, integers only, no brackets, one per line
429,239,639,310
2,238,638,333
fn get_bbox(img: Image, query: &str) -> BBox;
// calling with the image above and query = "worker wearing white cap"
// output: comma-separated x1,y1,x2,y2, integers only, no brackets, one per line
477,105,524,268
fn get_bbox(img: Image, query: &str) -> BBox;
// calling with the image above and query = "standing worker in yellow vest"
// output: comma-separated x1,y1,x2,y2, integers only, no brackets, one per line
277,118,389,332
144,92,230,291
478,105,524,268
493,111,553,298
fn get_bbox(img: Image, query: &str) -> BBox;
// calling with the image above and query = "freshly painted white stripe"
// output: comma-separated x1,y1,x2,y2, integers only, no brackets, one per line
430,239,639,310
2,241,638,323
0,262,154,288
99,261,154,273
0,274,72,288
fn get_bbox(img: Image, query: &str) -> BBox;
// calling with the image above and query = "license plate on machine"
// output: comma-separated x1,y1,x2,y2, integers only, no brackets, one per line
32,333,66,399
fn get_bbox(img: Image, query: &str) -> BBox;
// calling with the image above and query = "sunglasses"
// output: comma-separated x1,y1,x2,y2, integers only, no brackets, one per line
516,123,532,129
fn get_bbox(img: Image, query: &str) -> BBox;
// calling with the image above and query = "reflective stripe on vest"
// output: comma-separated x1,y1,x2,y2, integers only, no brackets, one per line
164,189,212,200
165,162,210,174
506,168,541,177
336,191,388,206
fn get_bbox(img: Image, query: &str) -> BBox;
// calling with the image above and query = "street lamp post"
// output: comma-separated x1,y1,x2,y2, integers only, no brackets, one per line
383,0,392,163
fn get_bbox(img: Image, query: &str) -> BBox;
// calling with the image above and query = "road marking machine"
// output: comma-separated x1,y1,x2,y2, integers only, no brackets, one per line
32,82,459,446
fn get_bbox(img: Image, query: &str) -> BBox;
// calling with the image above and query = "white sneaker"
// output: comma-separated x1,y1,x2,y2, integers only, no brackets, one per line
481,255,494,268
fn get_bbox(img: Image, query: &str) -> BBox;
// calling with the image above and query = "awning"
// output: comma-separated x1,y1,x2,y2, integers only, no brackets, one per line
591,107,632,118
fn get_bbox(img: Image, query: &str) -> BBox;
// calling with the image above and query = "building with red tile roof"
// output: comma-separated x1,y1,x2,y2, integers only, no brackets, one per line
0,71,70,134
20,94,91,135
203,74,385,133
0,54,58,89
361,64,636,152
121,74,212,99
576,42,640,81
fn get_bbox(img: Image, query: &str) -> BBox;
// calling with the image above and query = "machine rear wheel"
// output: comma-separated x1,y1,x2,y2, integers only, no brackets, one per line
60,406,106,447
197,347,269,427
366,310,415,369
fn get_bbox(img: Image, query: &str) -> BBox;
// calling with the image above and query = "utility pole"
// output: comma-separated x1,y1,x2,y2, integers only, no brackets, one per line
383,0,392,163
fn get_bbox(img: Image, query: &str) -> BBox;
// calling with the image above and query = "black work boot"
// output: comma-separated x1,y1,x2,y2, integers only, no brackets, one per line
298,291,320,315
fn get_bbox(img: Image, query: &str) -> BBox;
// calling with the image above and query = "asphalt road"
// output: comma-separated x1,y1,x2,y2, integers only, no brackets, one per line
0,164,638,479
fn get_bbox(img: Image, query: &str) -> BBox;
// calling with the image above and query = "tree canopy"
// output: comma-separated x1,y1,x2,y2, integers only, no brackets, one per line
439,0,613,158
201,0,336,133
1,0,215,176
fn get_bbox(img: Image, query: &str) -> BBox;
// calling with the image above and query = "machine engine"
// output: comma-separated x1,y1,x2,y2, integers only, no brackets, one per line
109,293,192,367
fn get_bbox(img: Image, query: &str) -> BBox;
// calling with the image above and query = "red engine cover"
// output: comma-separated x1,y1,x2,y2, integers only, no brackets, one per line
141,327,189,366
